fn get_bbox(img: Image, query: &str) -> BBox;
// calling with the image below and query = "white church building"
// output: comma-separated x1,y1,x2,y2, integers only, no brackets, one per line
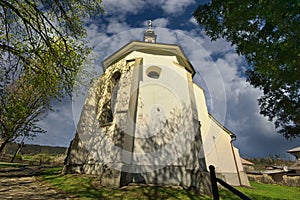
64,22,249,193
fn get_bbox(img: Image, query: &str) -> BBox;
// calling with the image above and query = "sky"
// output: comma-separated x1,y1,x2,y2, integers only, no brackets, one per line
23,0,299,159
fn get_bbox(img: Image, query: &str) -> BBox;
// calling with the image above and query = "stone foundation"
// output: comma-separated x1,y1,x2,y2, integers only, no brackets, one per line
247,174,300,187
63,163,212,195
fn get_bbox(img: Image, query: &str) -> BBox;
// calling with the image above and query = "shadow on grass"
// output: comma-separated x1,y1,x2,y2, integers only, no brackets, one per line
42,172,105,199
118,185,211,200
40,168,300,200
41,167,211,199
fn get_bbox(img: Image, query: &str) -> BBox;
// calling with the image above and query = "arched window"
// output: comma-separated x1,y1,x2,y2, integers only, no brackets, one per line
112,71,121,82
100,71,121,125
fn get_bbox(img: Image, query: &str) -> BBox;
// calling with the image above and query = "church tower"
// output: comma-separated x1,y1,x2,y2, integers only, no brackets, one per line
143,20,157,43
64,21,249,194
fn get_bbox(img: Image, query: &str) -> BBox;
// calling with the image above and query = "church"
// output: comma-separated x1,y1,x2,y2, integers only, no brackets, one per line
63,21,249,193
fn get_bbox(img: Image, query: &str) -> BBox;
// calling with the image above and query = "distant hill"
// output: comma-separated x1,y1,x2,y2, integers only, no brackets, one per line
2,143,67,155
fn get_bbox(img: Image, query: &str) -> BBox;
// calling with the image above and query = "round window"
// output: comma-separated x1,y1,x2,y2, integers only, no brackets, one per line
147,71,160,79
146,66,161,79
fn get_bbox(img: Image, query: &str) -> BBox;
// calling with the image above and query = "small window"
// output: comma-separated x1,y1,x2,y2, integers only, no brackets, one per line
147,71,160,79
112,71,121,82
146,66,161,79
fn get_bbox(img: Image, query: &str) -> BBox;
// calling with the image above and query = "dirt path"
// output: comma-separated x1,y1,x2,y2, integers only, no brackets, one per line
0,166,75,199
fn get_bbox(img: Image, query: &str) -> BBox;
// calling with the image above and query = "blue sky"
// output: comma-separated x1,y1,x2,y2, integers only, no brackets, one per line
23,0,299,159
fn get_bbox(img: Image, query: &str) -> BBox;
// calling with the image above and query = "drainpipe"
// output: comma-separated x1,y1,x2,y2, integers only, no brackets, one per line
230,135,242,186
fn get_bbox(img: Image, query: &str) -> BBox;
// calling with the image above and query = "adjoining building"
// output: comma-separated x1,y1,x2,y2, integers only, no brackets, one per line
288,146,300,175
63,21,250,193
240,157,254,172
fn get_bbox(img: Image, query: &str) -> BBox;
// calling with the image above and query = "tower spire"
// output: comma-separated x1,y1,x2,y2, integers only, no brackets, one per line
143,20,157,43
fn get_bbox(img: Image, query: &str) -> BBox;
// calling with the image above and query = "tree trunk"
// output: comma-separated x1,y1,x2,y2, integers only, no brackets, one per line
0,137,10,155
11,142,24,163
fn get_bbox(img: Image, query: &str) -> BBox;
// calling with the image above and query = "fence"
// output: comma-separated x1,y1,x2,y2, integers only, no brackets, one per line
209,165,251,200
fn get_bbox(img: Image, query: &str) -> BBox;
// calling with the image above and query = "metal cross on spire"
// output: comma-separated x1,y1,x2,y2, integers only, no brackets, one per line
148,20,152,29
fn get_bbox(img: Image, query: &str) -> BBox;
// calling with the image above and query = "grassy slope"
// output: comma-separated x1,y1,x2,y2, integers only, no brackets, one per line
1,164,298,200
40,168,210,200
38,167,300,200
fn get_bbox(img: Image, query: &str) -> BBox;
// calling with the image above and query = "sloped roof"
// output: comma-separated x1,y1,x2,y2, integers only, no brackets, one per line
289,161,300,170
208,114,236,138
102,41,196,76
240,158,254,166
287,146,300,153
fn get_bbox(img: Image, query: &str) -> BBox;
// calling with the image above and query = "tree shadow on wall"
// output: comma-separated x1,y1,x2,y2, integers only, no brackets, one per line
132,104,211,195
63,57,213,197
64,103,211,196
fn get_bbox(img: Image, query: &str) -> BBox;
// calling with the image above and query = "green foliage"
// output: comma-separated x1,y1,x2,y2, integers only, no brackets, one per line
28,153,51,165
193,0,300,139
22,153,65,165
14,153,22,161
0,0,104,151
246,156,294,170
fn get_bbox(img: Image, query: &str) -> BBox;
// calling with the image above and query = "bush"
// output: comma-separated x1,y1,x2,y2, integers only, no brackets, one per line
28,154,52,165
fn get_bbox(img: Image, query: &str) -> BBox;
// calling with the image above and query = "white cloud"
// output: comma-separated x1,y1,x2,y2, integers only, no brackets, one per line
86,24,109,49
189,16,198,25
148,0,196,15
161,0,196,14
102,0,195,16
102,0,147,15
144,18,169,28
106,18,131,34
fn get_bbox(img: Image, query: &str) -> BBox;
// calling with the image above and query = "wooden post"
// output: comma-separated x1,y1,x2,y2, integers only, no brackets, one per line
209,165,219,200
216,178,251,200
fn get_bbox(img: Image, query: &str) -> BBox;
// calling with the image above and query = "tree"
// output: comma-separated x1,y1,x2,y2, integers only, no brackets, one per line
193,0,300,139
0,0,104,153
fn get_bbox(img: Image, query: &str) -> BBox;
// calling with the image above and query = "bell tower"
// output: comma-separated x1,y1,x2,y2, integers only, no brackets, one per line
143,20,157,43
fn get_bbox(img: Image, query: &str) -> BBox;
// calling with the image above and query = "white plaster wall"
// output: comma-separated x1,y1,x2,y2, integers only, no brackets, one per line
208,123,235,173
124,51,197,167
193,83,249,186
193,84,210,139
193,84,239,172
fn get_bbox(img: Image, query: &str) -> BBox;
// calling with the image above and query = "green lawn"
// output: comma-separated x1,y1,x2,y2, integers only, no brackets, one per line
28,167,300,199
222,181,300,200
40,168,210,199
2,156,298,199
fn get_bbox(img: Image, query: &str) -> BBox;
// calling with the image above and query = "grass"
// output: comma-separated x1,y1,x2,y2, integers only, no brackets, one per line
37,167,300,199
40,167,210,199
0,161,27,168
220,181,300,200
21,153,65,165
